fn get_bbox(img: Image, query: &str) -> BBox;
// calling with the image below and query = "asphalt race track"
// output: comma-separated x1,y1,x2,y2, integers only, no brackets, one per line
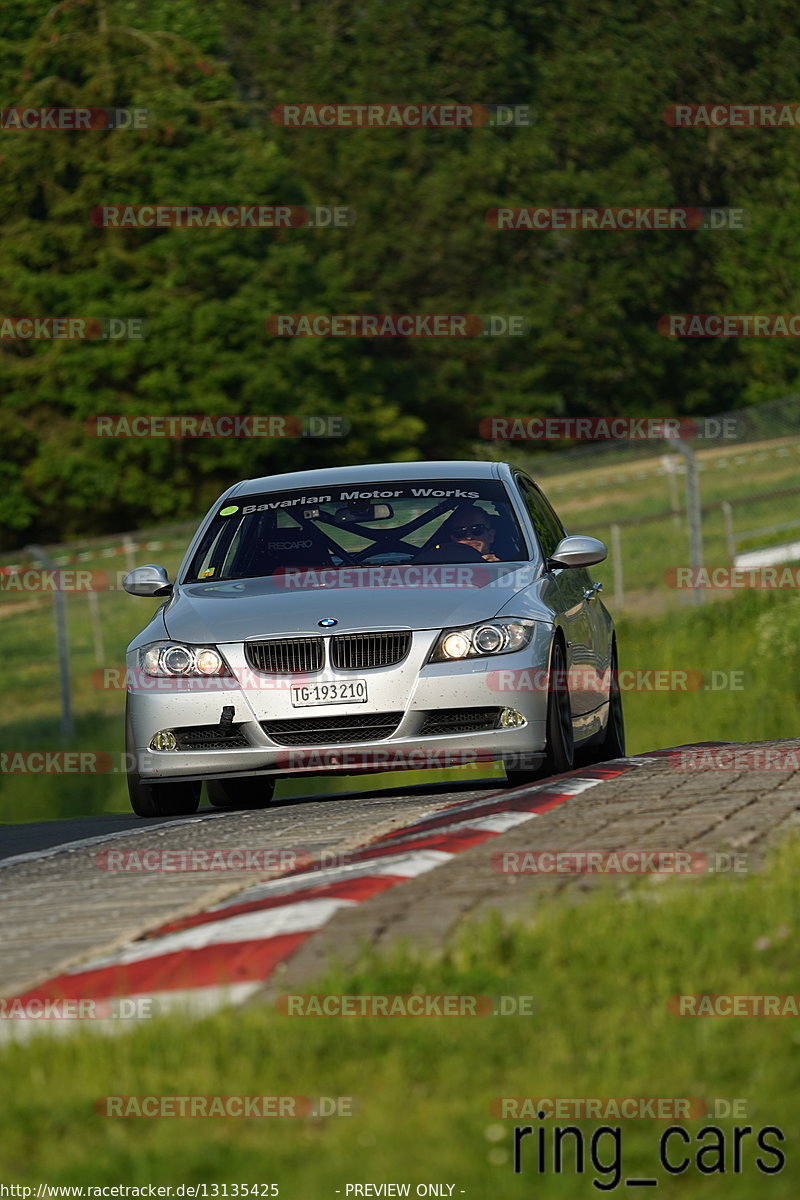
2,740,799,1010
0,776,504,863
0,774,508,995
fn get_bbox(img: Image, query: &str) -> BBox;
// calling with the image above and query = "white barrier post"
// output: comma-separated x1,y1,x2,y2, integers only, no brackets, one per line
722,501,735,563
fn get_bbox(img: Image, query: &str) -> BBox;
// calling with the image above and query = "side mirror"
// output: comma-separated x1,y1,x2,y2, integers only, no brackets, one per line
548,535,607,570
122,564,173,597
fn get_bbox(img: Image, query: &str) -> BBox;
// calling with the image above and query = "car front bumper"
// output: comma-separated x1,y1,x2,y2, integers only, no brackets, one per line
125,626,554,783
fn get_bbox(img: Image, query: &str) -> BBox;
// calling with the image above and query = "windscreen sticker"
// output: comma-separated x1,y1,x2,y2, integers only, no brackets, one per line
199,567,216,577
219,505,239,516
240,486,482,514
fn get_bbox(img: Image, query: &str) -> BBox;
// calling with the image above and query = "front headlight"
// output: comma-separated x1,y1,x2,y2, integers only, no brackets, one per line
140,642,232,677
428,618,535,662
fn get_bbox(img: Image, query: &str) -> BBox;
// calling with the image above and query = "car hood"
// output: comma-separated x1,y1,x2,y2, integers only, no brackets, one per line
162,565,547,644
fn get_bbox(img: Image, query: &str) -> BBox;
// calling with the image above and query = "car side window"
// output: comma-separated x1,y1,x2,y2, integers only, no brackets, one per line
536,485,567,544
191,519,239,580
517,478,565,560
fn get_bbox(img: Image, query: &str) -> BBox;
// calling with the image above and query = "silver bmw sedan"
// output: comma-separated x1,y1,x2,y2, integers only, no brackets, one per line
123,461,624,816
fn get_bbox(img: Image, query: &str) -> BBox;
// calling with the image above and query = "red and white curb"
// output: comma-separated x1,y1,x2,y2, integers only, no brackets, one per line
0,751,677,1040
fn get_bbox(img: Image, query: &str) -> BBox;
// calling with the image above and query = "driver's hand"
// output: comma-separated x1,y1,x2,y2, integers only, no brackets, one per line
483,553,499,562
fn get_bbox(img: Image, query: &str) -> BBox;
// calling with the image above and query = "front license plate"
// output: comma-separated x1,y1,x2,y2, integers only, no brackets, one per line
291,680,369,707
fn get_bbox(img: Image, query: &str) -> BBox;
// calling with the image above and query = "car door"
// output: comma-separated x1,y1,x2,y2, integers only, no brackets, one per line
515,475,598,717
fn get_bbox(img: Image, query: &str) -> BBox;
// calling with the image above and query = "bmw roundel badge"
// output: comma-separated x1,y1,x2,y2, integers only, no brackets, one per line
318,618,338,627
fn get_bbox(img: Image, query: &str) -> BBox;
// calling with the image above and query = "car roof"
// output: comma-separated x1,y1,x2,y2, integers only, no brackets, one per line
229,460,515,497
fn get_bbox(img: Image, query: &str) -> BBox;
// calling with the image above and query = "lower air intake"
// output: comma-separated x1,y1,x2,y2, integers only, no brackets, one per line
261,712,403,746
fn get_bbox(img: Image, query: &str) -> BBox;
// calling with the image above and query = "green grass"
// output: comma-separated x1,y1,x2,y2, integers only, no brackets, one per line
2,837,800,1194
615,585,800,751
2,568,798,822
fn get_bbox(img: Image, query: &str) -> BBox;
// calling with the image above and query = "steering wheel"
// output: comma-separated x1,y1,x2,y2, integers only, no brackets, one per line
351,535,419,564
413,542,485,563
316,540,360,566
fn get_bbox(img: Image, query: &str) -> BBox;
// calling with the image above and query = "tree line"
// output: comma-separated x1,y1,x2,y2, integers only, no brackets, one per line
2,0,799,547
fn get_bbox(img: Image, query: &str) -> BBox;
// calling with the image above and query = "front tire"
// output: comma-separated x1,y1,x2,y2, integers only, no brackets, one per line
206,776,276,809
128,775,201,818
504,639,574,786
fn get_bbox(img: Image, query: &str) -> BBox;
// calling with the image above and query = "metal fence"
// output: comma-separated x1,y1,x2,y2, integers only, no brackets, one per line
476,393,800,613
0,521,196,738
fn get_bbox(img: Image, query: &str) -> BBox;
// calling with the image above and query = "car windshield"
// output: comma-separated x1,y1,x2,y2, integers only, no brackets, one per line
184,479,529,582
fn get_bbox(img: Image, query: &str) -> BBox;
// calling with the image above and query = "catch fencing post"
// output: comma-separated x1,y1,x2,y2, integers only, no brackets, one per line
665,440,704,605
87,589,105,665
123,536,136,572
610,523,624,609
25,544,74,738
660,454,682,528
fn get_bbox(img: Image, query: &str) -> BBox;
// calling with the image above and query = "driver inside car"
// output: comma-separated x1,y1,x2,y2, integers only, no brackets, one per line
443,504,500,561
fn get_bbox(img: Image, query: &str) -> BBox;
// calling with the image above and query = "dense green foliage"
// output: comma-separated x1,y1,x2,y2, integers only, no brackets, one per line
3,0,800,546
